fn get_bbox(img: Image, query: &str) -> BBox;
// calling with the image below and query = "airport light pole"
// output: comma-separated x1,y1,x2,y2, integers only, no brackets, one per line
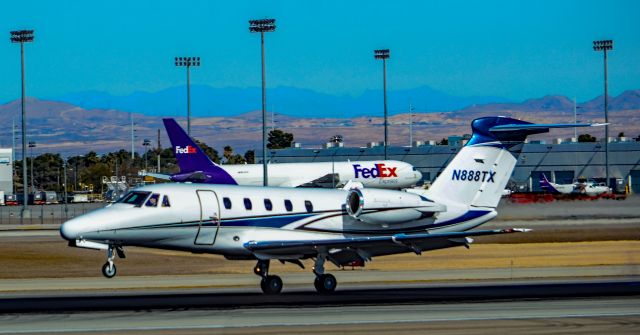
374,49,390,159
142,139,151,172
593,39,613,189
130,113,136,160
249,18,276,186
408,103,415,147
12,119,17,195
28,141,36,193
174,57,200,136
10,29,34,218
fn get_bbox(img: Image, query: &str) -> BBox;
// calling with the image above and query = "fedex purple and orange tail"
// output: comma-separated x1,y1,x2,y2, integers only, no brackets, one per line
162,118,237,185
539,173,559,193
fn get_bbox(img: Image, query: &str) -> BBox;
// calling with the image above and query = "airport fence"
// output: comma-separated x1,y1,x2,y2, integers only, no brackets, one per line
0,203,105,225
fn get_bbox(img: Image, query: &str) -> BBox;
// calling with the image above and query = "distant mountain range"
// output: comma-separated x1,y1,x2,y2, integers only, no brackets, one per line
462,90,640,114
0,90,638,156
53,85,510,118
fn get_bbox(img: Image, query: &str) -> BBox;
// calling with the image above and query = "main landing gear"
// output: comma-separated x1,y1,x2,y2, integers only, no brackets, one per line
253,252,337,294
254,260,283,294
313,252,337,293
101,245,125,279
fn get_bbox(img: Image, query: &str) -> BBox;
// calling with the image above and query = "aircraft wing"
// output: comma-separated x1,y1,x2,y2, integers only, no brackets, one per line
295,173,340,188
244,228,530,264
143,172,172,180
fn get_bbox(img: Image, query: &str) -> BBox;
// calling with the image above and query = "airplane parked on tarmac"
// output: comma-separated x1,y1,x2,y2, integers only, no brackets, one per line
141,118,422,189
60,116,602,294
540,173,610,196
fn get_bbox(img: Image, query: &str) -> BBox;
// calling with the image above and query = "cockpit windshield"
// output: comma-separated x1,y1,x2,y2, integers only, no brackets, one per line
116,191,151,207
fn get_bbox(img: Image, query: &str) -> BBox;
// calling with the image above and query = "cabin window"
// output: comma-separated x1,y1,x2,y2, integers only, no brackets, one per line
146,193,160,207
304,200,313,213
243,198,252,210
162,195,171,207
264,199,273,211
118,191,151,207
223,197,232,210
284,199,293,212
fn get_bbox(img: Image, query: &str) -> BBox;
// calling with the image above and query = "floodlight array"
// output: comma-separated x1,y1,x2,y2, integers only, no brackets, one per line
174,56,201,67
374,49,390,59
10,30,34,43
593,40,613,51
249,18,276,33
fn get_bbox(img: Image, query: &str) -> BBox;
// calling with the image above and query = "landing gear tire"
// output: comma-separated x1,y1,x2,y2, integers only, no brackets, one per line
314,273,337,293
260,275,283,294
101,262,117,278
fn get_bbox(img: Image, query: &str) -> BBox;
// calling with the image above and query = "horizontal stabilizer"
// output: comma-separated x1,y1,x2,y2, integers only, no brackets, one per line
490,122,607,132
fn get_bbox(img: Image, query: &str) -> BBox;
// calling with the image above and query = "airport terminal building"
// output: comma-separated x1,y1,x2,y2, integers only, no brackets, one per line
261,140,640,193
0,149,13,195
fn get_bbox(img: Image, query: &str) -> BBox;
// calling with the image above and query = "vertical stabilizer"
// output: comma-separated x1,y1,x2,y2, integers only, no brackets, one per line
163,118,237,185
425,117,599,208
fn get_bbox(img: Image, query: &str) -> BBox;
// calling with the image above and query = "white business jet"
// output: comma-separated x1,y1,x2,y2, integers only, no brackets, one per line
60,116,601,294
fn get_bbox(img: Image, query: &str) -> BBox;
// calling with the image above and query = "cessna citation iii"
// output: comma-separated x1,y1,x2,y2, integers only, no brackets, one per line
142,118,422,189
60,116,602,294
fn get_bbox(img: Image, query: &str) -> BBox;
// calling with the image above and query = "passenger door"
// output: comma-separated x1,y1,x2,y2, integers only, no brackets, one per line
194,190,220,245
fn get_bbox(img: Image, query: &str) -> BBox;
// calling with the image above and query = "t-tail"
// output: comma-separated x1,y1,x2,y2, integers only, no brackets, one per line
425,116,603,208
162,118,237,185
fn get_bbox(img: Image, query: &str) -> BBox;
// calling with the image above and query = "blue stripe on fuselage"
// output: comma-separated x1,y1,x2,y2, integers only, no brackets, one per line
434,210,491,226
120,210,492,233
221,213,316,228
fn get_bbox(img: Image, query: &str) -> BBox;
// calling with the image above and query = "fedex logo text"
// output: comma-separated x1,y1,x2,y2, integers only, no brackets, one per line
175,145,197,154
353,164,398,179
452,169,496,183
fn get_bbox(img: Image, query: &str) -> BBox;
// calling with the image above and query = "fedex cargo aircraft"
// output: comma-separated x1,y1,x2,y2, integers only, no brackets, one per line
145,119,422,189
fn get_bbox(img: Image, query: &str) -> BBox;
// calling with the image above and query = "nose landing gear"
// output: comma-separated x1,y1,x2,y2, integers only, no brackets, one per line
101,245,125,279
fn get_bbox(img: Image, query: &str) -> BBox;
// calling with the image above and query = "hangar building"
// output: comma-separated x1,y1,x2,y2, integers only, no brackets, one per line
0,148,13,195
261,141,640,193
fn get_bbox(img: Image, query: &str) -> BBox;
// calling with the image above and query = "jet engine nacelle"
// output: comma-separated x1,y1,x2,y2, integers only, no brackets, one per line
345,188,446,225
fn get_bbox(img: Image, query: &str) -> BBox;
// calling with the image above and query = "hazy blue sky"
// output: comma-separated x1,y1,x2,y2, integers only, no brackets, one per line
0,0,638,103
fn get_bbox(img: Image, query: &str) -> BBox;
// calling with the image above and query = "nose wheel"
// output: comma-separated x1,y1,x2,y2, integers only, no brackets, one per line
101,245,124,279
102,262,117,278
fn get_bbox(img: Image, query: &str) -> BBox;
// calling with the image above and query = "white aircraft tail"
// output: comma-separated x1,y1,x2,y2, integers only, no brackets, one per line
425,117,602,208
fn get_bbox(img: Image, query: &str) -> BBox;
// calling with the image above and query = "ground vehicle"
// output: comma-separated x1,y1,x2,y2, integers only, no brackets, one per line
44,191,58,204
70,192,90,203
29,192,46,205
5,194,21,206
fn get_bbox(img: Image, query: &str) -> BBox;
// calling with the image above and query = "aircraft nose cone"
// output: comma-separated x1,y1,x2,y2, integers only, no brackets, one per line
414,169,423,183
60,217,82,241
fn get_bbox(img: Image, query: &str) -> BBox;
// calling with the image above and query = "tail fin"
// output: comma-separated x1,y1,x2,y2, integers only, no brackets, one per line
539,173,559,193
162,118,237,185
426,117,600,208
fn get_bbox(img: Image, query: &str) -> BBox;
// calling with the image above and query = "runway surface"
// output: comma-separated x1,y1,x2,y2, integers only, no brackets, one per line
2,279,638,312
0,281,639,334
